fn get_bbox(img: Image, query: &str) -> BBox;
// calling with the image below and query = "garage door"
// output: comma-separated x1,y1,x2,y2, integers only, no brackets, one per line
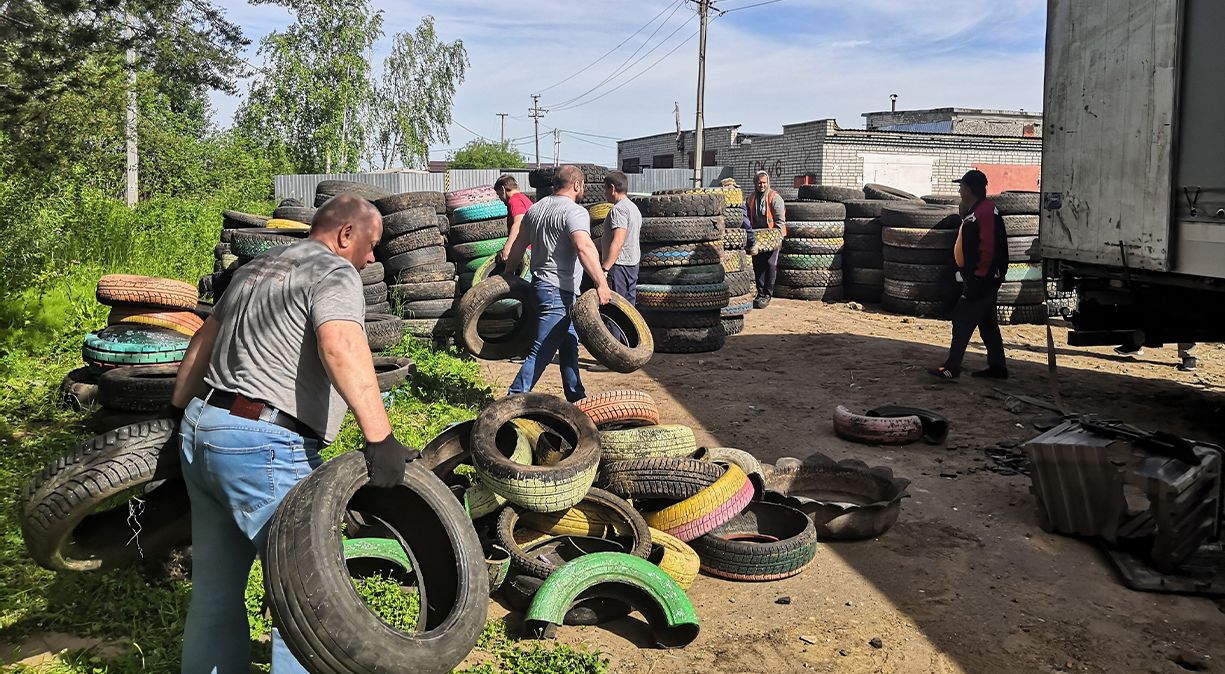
859,153,935,197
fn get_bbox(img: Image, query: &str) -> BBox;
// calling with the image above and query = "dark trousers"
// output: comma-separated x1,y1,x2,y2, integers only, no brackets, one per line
607,264,638,304
943,281,1006,373
753,247,781,297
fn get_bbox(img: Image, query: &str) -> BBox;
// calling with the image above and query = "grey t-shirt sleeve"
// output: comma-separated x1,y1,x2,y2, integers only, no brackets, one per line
771,193,787,224
607,205,628,230
310,265,366,330
566,204,592,235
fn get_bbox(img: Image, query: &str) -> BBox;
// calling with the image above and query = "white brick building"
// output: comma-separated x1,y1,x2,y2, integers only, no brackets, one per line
616,108,1043,195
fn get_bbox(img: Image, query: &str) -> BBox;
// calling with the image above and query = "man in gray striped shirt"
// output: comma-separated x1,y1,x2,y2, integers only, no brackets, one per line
502,165,611,401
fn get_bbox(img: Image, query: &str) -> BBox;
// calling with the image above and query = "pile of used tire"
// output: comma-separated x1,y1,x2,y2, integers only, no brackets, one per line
58,275,203,433
774,195,847,303
392,390,816,650
880,202,961,317
529,165,610,205
991,191,1047,325
631,192,730,353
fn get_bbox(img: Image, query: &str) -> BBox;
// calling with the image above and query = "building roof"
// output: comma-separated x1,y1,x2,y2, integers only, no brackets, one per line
861,107,1042,118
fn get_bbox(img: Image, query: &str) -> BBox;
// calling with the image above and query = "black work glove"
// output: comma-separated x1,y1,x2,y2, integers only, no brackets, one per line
362,436,421,488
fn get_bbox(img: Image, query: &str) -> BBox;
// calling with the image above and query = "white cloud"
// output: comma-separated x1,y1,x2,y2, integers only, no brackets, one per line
207,0,1046,166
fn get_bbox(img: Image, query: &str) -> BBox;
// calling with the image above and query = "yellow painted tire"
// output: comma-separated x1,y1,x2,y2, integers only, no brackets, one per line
598,424,697,462
649,528,700,590
466,427,533,519
265,218,311,230
643,464,751,541
522,488,646,539
587,202,613,222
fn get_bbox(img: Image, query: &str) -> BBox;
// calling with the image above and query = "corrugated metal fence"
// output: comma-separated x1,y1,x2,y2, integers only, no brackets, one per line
274,166,732,201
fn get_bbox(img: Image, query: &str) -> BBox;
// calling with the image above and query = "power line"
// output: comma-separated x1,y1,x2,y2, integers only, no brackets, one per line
718,0,785,13
535,0,685,95
562,132,616,149
454,120,493,142
562,129,621,141
551,21,704,113
546,0,693,110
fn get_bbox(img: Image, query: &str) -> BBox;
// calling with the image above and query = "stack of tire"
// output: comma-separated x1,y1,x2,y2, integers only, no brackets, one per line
720,195,752,336
529,165,610,206
445,186,509,294
991,191,1046,325
880,203,961,317
314,179,391,207
372,192,452,342
201,209,269,304
631,192,729,353
773,198,847,303
80,275,201,432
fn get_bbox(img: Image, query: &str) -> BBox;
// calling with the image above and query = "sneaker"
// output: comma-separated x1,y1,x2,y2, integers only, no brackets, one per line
753,295,772,309
971,367,1009,379
1114,344,1144,356
929,367,959,381
1177,357,1198,372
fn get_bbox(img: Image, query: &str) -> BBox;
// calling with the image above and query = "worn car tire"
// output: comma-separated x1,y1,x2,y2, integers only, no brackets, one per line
572,290,653,373
691,502,817,581
373,356,415,391
383,206,439,237
636,283,730,312
598,425,697,462
576,390,660,429
650,325,726,354
96,275,198,310
797,185,862,202
365,313,405,352
19,419,190,571
778,254,843,270
632,193,723,218
774,285,845,302
385,246,448,276
880,205,959,230
638,264,725,286
640,242,723,268
1003,215,1040,236
1008,235,1040,262
644,465,754,542
782,237,844,255
882,245,953,265
776,269,843,287
266,453,487,674
448,218,509,245
97,365,177,412
883,279,959,302
374,191,445,216
458,276,538,360
864,183,918,201
785,201,846,221
107,306,203,337
991,191,1040,215
996,303,1047,325
390,281,457,303
638,310,721,329
315,179,391,202
882,227,958,249
379,229,444,258
833,405,923,444
786,221,845,239
639,216,724,244
881,294,955,318
471,393,601,512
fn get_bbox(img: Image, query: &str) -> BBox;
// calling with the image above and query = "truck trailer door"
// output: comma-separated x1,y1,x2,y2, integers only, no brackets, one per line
1041,0,1180,271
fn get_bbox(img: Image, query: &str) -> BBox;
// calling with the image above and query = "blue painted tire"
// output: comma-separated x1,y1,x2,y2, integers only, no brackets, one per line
452,201,508,225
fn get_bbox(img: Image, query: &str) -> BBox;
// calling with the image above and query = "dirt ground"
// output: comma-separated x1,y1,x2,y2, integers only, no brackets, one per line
478,299,1225,674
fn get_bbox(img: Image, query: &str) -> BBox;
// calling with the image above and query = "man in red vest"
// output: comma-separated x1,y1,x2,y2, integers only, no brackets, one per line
746,170,787,308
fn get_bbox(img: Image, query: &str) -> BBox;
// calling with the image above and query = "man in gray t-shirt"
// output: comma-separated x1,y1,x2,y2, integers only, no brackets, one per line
598,170,642,304
503,165,611,401
169,195,418,673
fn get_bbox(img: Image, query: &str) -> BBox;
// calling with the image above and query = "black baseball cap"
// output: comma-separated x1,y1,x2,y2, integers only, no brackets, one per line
954,169,988,191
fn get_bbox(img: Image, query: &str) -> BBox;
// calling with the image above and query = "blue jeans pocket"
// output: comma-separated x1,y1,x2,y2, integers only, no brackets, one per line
202,442,277,513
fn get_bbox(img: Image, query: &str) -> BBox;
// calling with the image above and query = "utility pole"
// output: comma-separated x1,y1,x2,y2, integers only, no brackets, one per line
692,0,711,187
553,128,561,167
496,113,508,143
124,16,138,207
529,94,547,168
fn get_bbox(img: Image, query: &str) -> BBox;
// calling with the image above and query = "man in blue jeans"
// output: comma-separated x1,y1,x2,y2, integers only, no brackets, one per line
502,164,612,401
169,194,416,672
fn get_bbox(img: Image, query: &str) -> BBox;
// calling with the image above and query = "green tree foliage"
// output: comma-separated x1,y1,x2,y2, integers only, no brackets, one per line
448,140,527,170
368,16,468,170
0,0,247,165
236,0,383,173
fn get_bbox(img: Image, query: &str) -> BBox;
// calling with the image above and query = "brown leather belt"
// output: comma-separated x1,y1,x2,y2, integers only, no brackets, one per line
206,389,321,441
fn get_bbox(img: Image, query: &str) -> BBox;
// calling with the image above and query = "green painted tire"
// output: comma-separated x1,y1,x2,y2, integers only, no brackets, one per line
451,237,508,261
778,253,843,270
636,283,730,311
471,393,600,512
472,252,531,286
524,552,699,647
451,200,508,225
343,538,413,574
690,501,817,581
598,425,697,462
83,328,189,366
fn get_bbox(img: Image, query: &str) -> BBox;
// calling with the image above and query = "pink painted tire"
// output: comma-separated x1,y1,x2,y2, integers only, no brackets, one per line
832,405,922,445
665,478,755,542
445,186,499,211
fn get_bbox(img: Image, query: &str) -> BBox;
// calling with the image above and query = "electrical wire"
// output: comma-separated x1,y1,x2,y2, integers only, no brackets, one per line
562,132,616,149
546,0,693,109
718,0,785,13
535,0,685,95
453,120,494,142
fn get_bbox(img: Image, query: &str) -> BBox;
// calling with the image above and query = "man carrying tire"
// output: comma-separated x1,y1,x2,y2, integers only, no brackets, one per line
502,165,612,401
495,174,534,263
598,170,642,304
747,170,787,308
170,194,418,672
931,169,1009,380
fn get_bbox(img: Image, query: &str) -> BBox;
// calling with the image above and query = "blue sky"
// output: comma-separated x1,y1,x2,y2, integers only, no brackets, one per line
207,0,1047,166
